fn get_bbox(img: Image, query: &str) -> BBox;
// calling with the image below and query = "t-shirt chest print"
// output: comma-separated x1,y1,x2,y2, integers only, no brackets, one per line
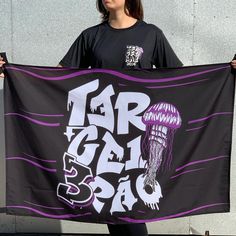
125,45,144,66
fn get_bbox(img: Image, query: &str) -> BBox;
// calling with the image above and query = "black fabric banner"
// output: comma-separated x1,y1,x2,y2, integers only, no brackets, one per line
4,63,235,224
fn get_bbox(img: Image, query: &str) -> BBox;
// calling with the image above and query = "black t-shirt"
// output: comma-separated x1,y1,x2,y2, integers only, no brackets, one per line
60,20,182,69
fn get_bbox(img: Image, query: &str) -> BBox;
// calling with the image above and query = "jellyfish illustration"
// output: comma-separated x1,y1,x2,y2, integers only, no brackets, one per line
141,102,181,191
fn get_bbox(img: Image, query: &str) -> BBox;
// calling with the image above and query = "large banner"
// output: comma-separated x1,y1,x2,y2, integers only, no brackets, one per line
4,63,235,223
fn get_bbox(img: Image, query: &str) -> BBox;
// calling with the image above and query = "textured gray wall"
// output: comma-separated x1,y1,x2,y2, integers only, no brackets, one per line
0,0,236,235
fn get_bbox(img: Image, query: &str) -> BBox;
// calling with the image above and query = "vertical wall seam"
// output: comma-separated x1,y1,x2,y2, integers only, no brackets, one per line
188,0,196,232
188,215,191,234
10,0,16,232
191,0,197,65
10,0,13,62
188,0,197,230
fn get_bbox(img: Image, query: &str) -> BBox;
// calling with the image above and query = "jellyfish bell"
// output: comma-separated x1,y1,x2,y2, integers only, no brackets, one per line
141,102,182,192
142,102,182,129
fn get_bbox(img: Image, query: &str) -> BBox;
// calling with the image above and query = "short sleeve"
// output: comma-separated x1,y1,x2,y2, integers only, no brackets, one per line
59,32,90,68
154,31,183,68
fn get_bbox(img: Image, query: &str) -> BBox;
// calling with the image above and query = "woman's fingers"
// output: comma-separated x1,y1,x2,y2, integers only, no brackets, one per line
231,60,236,69
0,56,5,78
0,56,6,67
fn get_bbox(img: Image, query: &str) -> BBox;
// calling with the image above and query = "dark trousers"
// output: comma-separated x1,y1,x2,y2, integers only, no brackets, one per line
107,223,148,236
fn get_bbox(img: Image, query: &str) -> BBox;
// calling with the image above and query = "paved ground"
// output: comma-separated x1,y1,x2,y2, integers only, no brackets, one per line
0,234,192,236
0,234,212,236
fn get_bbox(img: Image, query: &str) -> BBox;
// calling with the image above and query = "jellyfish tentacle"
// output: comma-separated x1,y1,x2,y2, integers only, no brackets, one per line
144,139,165,191
141,102,182,194
166,129,176,170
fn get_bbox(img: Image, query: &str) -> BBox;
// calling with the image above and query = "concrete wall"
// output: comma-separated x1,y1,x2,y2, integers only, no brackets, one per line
0,0,236,234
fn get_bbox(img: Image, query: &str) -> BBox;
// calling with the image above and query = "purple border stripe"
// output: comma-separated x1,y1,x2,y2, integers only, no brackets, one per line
6,157,57,172
186,125,207,131
21,109,64,117
188,112,233,124
170,168,205,179
23,152,56,163
5,65,229,83
119,203,228,223
5,113,60,127
6,206,91,219
175,155,228,172
24,201,64,210
146,78,209,88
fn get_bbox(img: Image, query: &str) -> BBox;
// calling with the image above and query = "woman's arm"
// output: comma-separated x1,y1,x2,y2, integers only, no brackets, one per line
0,56,5,78
1,60,64,78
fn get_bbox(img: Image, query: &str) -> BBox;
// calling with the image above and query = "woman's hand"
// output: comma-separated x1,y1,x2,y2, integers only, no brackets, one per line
231,60,236,70
0,55,6,78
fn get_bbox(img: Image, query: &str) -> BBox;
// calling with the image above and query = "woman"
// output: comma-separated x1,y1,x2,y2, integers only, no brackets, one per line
60,1,180,235
58,0,182,69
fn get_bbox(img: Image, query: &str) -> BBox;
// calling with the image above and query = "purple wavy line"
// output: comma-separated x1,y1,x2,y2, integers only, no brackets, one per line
5,65,229,83
175,155,228,172
6,205,91,219
188,112,233,124
103,221,116,224
27,67,71,71
23,152,56,163
170,168,205,179
21,109,64,117
146,78,209,88
138,210,146,214
6,157,57,172
119,203,228,223
186,125,207,131
24,201,64,210
5,113,60,127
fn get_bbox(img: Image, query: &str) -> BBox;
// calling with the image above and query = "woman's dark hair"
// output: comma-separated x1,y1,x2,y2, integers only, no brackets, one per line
96,0,144,22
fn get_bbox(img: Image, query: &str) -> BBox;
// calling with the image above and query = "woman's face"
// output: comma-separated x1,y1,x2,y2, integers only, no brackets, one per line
102,0,126,12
